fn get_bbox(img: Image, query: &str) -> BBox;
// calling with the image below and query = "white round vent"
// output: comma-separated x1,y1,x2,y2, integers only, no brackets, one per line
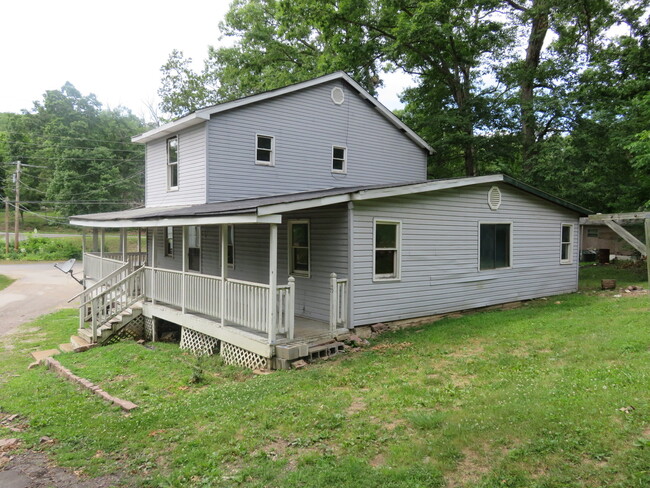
488,186,502,210
331,86,345,105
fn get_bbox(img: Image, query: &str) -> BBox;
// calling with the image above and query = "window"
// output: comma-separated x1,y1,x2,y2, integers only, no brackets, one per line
587,228,598,238
256,134,274,165
374,220,401,280
164,226,173,257
289,220,310,277
227,225,235,268
188,226,201,272
561,224,573,264
332,146,347,173
167,136,178,190
479,223,511,270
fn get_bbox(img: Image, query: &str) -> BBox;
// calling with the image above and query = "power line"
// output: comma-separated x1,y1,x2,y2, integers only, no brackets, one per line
3,156,144,163
0,129,147,147
0,140,144,154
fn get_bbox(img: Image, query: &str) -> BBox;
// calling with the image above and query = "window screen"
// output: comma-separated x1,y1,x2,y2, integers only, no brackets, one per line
480,223,510,270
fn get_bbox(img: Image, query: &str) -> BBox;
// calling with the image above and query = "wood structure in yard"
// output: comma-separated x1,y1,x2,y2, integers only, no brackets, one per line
68,72,592,369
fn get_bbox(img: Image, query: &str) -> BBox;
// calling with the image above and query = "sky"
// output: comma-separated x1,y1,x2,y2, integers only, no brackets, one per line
0,0,412,120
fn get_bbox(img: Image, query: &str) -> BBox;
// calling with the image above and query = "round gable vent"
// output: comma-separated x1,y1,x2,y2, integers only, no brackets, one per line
488,186,502,210
331,86,345,105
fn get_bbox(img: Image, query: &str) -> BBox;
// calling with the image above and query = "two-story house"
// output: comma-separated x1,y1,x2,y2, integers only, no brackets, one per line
70,72,589,369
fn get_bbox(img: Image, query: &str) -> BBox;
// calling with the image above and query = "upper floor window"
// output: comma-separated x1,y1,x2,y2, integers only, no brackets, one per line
561,224,573,264
374,220,401,281
256,134,275,166
479,223,511,270
167,136,178,190
289,220,310,277
165,226,173,257
332,146,347,173
188,226,201,272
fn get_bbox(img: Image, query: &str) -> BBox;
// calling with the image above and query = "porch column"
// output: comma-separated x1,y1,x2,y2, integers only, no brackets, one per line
120,228,127,263
182,226,188,313
151,228,156,305
268,223,278,344
81,229,86,285
92,228,99,252
220,224,228,326
100,228,105,279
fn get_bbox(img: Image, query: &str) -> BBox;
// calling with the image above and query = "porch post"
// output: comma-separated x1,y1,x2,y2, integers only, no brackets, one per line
81,229,86,285
151,228,156,305
182,226,188,313
92,228,99,252
120,228,127,263
329,273,337,333
100,228,105,279
138,228,142,254
268,223,278,344
220,224,228,326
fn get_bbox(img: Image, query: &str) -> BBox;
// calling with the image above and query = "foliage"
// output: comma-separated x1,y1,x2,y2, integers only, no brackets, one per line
0,235,82,261
0,265,648,486
0,273,14,291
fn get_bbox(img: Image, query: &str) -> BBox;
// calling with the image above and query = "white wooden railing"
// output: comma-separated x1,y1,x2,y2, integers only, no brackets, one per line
330,273,348,331
84,252,147,282
101,252,147,269
82,267,146,342
144,267,295,342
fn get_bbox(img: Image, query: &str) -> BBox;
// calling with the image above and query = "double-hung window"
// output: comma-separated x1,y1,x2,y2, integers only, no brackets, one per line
332,146,347,173
289,220,310,277
374,220,401,280
188,226,201,272
167,136,178,190
256,135,274,165
164,226,173,257
227,225,235,268
479,223,511,270
560,224,573,264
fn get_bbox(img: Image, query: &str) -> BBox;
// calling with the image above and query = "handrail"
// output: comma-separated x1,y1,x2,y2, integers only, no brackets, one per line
82,266,142,308
69,262,129,303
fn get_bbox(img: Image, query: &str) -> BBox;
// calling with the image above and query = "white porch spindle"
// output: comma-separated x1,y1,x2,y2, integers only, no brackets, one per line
268,223,278,344
329,273,337,333
287,276,295,339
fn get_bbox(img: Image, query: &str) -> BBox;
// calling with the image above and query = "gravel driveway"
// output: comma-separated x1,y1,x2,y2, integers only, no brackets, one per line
0,262,83,337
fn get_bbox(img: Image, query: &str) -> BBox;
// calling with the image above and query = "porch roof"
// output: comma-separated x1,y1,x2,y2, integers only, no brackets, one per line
69,174,591,228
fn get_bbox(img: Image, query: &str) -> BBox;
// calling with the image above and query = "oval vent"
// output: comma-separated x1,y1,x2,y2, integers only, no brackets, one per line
488,186,502,210
331,86,345,105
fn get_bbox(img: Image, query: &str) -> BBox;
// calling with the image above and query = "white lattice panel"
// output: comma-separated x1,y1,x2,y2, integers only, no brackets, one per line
221,342,269,370
180,328,220,356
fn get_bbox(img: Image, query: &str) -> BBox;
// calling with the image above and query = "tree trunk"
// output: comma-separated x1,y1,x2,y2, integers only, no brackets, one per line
521,1,549,170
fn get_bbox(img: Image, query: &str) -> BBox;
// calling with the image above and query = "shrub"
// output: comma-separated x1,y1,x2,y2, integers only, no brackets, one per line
0,235,82,261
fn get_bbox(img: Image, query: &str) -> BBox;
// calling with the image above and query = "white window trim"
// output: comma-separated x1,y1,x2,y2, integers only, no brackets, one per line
227,224,235,269
332,145,347,174
167,136,179,192
477,221,513,271
560,223,574,265
255,134,275,166
164,226,173,257
373,218,402,282
288,219,310,278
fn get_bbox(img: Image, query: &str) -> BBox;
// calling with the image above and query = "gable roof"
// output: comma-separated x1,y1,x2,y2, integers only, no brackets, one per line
70,175,590,228
132,72,433,153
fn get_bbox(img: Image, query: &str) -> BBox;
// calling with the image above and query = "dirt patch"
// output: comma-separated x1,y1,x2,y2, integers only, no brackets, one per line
446,447,491,487
0,450,124,487
370,342,413,352
370,452,385,467
447,339,485,359
449,373,476,388
346,399,366,416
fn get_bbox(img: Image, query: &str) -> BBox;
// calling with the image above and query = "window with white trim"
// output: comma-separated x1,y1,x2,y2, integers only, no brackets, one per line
374,220,401,280
561,224,573,264
188,226,201,272
256,134,274,165
167,136,178,190
332,146,347,173
227,225,235,268
479,223,511,270
164,226,173,257
289,220,310,277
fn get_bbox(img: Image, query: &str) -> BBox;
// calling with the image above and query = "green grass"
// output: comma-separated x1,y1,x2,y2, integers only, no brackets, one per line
579,260,647,291
0,274,14,290
0,266,648,487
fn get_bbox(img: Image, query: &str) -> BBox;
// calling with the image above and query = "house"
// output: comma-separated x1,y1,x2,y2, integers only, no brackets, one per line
70,72,589,369
580,221,645,261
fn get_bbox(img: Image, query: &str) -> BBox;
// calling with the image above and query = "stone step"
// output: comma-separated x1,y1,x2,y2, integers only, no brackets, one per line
76,329,93,343
70,334,93,352
58,343,75,353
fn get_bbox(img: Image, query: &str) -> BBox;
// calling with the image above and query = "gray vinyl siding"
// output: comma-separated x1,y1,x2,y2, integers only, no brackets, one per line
351,184,581,326
145,205,349,323
206,81,427,202
145,124,207,207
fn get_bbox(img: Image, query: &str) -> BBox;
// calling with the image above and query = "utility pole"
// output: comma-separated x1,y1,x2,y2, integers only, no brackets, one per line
13,161,21,251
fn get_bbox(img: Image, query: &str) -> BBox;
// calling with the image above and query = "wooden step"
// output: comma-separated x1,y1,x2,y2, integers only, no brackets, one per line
70,334,93,352
59,343,75,353
76,329,93,343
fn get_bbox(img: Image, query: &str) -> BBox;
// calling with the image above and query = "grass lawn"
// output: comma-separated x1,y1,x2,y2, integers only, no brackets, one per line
0,274,14,291
0,265,648,487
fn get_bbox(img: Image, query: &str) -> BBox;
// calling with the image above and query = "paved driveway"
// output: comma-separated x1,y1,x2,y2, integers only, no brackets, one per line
0,262,83,337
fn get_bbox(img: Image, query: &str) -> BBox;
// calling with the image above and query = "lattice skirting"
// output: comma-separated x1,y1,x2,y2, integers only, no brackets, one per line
143,317,154,341
103,315,145,345
220,342,270,370
180,328,220,356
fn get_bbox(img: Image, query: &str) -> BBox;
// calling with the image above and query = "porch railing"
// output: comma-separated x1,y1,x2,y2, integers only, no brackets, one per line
144,267,295,342
84,253,125,282
101,252,147,269
330,273,348,331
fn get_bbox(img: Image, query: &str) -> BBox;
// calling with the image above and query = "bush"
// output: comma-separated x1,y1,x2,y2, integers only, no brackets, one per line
0,235,82,261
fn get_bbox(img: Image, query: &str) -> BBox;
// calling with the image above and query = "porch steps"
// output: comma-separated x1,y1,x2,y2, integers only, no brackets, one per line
77,302,144,345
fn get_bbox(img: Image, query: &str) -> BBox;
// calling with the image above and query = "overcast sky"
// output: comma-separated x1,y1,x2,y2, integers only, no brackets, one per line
1,0,412,120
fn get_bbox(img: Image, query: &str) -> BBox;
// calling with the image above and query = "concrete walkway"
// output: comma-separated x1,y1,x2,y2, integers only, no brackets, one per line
0,262,82,337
